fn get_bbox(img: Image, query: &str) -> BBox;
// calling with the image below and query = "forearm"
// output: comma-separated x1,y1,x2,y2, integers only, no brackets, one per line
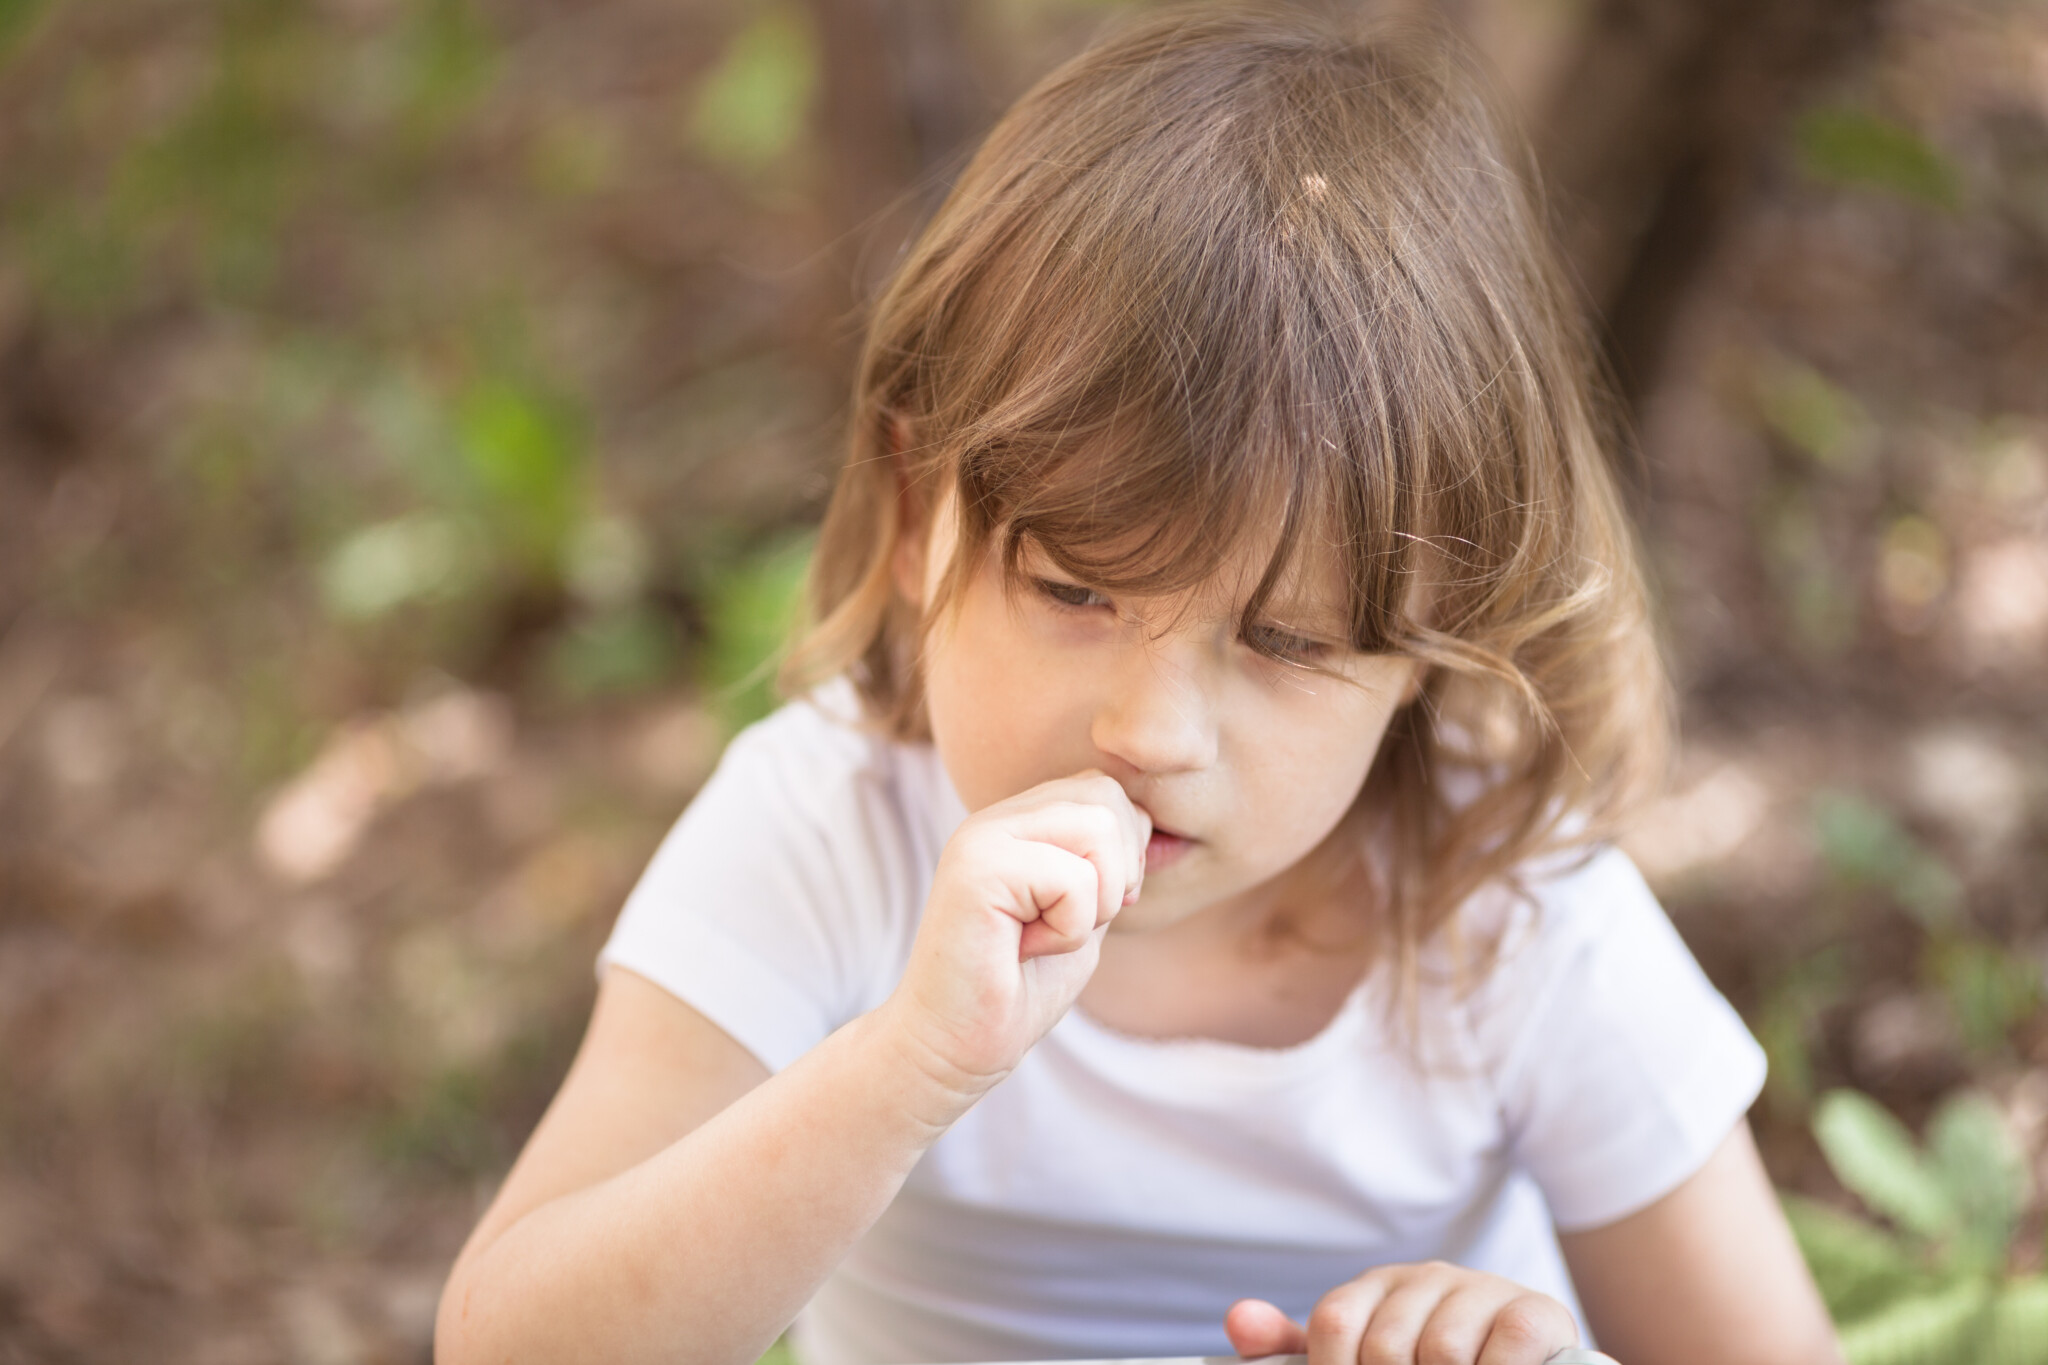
437,1002,988,1365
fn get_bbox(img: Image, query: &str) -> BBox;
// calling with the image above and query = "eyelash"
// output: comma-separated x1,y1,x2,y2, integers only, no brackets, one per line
1032,578,1333,665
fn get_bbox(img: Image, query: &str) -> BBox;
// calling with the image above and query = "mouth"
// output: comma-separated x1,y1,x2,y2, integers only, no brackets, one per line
1143,825,1196,873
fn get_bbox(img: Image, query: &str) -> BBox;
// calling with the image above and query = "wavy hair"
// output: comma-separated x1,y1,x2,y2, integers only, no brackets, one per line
781,3,1671,1007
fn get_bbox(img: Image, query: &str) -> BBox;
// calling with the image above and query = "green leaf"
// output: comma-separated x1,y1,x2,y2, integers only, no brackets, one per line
1797,106,1964,210
546,606,680,700
689,9,818,169
1755,359,1869,469
1928,1092,2028,1273
1929,938,2042,1057
1815,1090,1958,1242
0,0,55,60
1839,1281,1994,1365
403,0,498,130
456,378,585,572
1981,1278,2048,1365
1784,1194,1932,1326
702,532,814,732
320,513,483,621
1811,790,1961,929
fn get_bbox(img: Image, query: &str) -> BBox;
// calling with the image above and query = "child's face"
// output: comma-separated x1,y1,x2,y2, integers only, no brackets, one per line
903,492,1419,934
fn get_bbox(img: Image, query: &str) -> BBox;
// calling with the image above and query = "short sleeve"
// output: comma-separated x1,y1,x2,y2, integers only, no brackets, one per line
598,696,934,1073
1465,846,1767,1232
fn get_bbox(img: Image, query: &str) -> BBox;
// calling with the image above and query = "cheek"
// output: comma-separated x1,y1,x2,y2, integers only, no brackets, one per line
1233,683,1401,846
924,592,1088,811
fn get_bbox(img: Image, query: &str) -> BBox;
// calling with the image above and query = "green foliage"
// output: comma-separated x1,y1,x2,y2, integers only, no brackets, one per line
1815,1091,1961,1240
1812,790,1962,929
0,0,54,61
1786,1195,1929,1325
1798,106,1964,210
401,0,497,131
1794,1088,2047,1365
1808,791,2038,1061
689,7,819,169
1756,359,1871,470
1757,949,1847,1116
456,377,586,574
701,532,814,733
546,605,682,700
373,1064,502,1176
320,512,485,620
1928,938,2044,1058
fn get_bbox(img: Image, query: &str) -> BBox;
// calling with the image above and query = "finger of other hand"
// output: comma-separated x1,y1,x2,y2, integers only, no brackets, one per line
1474,1296,1577,1365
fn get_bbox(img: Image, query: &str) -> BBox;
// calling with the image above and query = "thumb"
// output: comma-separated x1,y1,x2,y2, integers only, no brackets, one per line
1223,1299,1307,1359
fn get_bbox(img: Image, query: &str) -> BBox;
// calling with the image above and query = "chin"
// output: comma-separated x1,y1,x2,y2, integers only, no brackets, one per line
1107,895,1200,934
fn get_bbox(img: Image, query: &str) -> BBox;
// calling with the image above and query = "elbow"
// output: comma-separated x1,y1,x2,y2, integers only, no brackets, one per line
434,1269,489,1365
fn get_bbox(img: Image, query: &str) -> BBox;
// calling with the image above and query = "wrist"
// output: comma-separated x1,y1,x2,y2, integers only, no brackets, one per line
861,995,1009,1131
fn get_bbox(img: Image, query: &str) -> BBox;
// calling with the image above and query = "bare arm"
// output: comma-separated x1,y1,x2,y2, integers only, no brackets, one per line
1559,1120,1845,1365
435,966,978,1365
434,771,1151,1365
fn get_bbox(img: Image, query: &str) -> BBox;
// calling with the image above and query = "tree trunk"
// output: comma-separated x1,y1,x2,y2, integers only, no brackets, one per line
1537,0,1891,411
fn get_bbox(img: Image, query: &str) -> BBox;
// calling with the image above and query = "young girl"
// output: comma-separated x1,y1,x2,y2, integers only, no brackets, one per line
437,9,1843,1365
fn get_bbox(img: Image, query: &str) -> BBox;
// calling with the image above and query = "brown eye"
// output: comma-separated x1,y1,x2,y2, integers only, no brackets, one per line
1036,578,1110,610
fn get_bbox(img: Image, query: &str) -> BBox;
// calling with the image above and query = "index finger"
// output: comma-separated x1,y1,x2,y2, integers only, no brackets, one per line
1054,770,1151,901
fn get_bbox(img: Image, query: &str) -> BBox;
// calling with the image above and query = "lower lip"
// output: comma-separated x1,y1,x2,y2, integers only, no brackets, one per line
1144,830,1195,873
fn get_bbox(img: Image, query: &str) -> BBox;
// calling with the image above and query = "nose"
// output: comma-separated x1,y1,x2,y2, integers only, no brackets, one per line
1089,638,1219,777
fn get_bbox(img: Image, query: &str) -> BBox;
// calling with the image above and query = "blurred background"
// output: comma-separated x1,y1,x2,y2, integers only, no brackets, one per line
1,0,2045,1360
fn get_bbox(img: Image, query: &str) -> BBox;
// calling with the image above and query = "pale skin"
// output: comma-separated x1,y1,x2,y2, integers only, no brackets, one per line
435,487,1846,1365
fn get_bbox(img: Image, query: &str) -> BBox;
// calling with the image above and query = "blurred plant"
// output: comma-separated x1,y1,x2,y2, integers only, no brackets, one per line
1811,791,2038,1061
1877,515,1950,629
688,5,818,171
1813,790,1962,930
1797,105,1965,211
1758,947,1849,1117
454,375,586,577
700,531,814,733
1762,485,1859,657
0,0,52,58
400,0,497,136
1788,1088,2048,1364
1927,938,2043,1057
1756,358,1873,472
546,606,681,700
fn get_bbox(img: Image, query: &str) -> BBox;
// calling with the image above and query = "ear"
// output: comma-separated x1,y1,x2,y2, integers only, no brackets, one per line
886,416,931,606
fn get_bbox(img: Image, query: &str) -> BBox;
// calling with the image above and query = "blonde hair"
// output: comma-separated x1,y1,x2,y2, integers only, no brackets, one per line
782,4,1670,1001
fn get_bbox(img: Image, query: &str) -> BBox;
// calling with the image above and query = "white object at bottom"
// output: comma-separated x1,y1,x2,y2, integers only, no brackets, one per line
961,1352,1619,1365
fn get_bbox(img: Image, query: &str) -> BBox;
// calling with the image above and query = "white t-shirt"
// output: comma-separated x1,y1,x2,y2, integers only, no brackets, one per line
599,685,1766,1365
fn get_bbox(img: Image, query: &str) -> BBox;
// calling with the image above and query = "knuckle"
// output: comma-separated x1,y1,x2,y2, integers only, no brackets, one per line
1414,1323,1466,1365
1305,1295,1365,1346
1358,1328,1408,1365
1491,1298,1559,1348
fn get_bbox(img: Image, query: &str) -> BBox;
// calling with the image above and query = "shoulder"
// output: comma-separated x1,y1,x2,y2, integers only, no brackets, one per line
706,679,954,844
600,680,959,1069
1444,844,1767,1229
1448,842,1710,1040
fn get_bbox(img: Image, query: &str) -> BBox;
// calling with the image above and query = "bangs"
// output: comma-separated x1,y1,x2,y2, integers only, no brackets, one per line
913,36,1525,660
792,6,1668,1008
